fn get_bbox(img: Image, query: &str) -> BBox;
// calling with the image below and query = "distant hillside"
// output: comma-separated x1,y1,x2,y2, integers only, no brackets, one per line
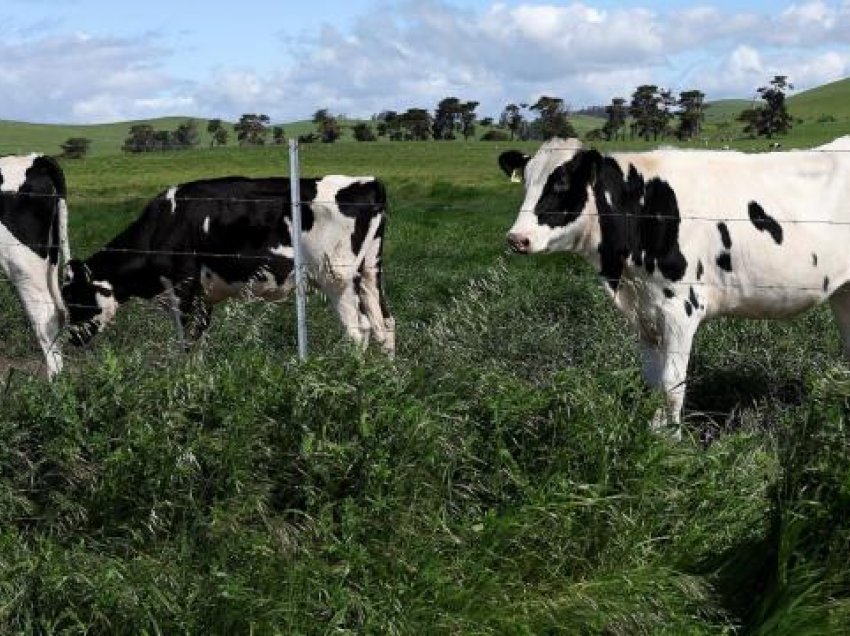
703,99,752,123
0,117,224,157
787,77,850,120
2,76,849,156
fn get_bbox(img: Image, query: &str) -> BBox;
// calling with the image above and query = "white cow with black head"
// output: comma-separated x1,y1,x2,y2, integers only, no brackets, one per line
0,153,70,377
501,138,850,433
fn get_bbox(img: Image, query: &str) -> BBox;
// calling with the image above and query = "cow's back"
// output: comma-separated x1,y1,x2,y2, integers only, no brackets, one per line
614,149,850,319
0,154,66,263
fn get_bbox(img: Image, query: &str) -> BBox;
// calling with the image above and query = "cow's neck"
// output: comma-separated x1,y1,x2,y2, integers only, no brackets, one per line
84,217,164,302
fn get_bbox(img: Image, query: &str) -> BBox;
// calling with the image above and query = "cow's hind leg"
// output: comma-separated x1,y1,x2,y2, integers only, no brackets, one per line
357,266,395,355
828,283,850,359
356,221,395,355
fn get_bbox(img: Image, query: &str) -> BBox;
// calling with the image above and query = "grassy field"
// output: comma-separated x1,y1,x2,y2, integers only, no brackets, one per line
1,132,850,633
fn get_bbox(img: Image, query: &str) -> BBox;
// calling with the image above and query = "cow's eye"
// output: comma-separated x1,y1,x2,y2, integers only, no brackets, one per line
94,285,113,297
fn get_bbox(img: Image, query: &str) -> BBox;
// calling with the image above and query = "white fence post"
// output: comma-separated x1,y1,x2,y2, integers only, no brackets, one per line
289,139,309,360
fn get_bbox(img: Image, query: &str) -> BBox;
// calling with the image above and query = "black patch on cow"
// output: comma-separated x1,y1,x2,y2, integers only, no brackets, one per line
336,180,387,256
748,201,783,245
533,151,597,228
824,277,830,292
717,222,732,249
689,286,699,309
812,253,818,267
684,300,693,316
716,252,732,272
353,274,367,315
0,155,66,262
587,154,688,290
696,260,704,281
663,288,675,299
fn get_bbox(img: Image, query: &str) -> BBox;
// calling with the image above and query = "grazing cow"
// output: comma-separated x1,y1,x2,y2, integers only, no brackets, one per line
500,138,850,431
0,153,70,377
62,175,394,354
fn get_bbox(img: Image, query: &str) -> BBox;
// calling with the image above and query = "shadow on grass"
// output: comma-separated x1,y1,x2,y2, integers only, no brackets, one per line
684,363,809,443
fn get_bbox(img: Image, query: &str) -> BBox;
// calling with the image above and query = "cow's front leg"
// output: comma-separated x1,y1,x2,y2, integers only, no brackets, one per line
639,313,699,438
16,276,63,377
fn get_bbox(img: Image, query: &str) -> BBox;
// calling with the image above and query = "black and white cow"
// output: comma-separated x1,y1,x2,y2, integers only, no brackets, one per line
501,138,850,431
0,153,70,377
62,175,394,354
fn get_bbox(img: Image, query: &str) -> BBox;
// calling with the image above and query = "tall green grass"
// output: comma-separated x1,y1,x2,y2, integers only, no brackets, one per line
0,142,849,633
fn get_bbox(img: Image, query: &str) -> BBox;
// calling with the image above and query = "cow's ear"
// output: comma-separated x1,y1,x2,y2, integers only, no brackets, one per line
498,150,531,183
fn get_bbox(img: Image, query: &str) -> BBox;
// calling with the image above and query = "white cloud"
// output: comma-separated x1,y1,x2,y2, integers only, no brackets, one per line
1,1,850,123
0,31,189,122
692,45,850,98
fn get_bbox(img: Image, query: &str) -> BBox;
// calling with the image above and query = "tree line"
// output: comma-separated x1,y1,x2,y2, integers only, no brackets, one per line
58,76,794,158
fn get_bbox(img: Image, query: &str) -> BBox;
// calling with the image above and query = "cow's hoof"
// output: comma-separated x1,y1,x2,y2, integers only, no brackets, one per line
649,409,682,441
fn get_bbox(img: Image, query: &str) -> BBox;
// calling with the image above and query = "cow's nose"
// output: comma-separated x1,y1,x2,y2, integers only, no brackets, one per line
507,232,531,253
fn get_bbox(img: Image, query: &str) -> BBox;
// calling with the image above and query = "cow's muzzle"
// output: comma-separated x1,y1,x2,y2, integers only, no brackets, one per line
68,321,97,347
507,232,531,254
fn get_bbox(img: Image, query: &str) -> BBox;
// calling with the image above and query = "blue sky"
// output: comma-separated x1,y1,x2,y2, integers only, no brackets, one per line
2,0,849,123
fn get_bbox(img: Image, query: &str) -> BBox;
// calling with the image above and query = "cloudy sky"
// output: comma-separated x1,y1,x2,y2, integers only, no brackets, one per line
2,0,849,124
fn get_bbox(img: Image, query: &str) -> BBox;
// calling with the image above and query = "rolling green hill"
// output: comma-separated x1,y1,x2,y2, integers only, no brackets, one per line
0,117,219,157
787,76,850,120
703,99,752,123
1,76,849,157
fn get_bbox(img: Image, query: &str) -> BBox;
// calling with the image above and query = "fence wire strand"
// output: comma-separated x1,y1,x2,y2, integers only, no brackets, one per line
2,144,850,353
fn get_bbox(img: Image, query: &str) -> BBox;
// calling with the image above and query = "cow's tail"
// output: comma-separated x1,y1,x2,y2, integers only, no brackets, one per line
356,179,394,355
38,155,70,323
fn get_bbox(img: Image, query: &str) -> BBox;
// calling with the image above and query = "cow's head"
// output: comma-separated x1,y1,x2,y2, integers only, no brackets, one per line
62,260,118,346
500,138,599,254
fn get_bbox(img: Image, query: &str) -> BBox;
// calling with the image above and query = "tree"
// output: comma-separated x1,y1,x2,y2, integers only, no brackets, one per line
658,89,676,139
528,96,576,140
628,85,674,141
122,124,157,152
352,122,377,142
173,119,200,149
399,108,432,141
207,119,228,147
499,103,526,140
459,101,479,140
738,75,794,139
375,111,403,141
433,97,462,140
313,109,342,143
272,126,286,145
234,113,270,146
481,129,510,141
602,97,627,141
676,90,706,140
60,137,91,159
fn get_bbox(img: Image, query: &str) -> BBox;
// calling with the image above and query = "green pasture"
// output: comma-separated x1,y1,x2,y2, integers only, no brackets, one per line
0,127,849,633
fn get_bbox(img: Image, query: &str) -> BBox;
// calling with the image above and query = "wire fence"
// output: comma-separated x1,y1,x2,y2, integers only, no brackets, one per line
2,142,850,377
